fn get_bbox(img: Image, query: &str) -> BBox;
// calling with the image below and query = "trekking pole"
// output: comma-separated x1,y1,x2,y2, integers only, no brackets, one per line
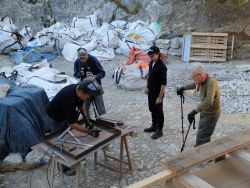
180,94,185,143
180,118,195,153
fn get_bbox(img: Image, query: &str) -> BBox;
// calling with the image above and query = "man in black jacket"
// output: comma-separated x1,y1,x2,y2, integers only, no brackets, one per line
46,79,102,175
46,79,101,132
144,46,167,139
74,48,106,117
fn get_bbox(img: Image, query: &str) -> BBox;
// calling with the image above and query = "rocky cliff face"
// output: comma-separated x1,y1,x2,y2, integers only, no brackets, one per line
1,0,250,58
1,0,249,34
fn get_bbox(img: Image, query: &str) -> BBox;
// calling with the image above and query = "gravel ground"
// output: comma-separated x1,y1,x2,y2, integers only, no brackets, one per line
1,54,250,188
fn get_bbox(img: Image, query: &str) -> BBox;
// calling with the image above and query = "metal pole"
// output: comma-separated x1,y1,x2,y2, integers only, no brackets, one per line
180,94,185,143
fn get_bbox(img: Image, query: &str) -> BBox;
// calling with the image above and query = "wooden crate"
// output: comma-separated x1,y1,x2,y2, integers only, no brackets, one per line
189,32,228,62
190,48,227,62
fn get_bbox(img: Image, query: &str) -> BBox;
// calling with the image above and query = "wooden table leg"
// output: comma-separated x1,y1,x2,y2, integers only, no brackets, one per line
94,152,97,169
124,135,133,170
103,148,108,161
50,158,55,188
59,163,64,182
81,161,88,188
75,163,80,188
119,136,124,179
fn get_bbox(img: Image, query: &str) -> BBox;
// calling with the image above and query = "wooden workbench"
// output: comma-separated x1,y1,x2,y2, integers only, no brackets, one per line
33,115,136,187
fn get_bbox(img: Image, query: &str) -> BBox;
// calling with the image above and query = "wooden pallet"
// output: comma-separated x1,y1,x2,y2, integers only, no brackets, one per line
128,129,250,188
189,32,228,62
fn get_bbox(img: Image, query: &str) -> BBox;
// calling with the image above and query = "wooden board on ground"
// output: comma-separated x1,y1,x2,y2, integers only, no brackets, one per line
161,156,250,188
194,157,250,188
161,129,250,175
127,170,174,188
128,130,250,188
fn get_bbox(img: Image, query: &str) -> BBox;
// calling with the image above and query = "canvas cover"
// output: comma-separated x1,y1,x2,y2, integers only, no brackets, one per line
0,79,54,159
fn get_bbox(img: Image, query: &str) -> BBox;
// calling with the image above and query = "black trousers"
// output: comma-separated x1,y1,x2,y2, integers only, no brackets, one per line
148,92,164,130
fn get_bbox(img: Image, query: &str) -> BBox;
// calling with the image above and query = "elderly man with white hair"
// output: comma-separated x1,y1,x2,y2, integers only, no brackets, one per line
177,65,221,147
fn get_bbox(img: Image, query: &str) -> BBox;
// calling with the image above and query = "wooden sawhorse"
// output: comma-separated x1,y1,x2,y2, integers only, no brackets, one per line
94,134,133,179
50,158,88,188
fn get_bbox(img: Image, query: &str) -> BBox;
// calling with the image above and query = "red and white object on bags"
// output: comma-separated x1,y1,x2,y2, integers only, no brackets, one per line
114,46,168,90
114,47,150,90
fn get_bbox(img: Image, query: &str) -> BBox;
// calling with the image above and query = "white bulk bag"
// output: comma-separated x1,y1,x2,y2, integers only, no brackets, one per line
71,14,99,33
62,39,98,62
113,63,149,91
94,24,120,48
0,29,22,54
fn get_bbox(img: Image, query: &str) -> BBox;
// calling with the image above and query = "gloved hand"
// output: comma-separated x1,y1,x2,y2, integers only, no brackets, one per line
177,87,185,96
187,110,197,124
85,118,93,130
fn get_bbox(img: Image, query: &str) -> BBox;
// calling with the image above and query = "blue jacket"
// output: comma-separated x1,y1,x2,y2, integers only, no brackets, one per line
74,54,105,85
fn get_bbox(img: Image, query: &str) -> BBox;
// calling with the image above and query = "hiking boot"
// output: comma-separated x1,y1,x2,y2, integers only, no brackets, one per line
151,130,163,140
144,126,157,133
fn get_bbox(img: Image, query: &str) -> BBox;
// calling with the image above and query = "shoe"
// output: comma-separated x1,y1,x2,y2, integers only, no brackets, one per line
151,130,163,139
144,126,157,133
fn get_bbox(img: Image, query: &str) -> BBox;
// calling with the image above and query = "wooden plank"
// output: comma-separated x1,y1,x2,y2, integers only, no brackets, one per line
161,129,250,175
191,32,228,37
162,157,250,188
176,172,215,188
230,35,235,59
191,44,227,50
192,36,227,46
127,170,174,188
194,157,250,188
189,57,226,62
191,48,226,56
230,149,250,164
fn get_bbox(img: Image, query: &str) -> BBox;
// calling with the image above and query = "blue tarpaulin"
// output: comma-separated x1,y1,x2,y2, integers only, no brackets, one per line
9,47,57,65
0,79,54,159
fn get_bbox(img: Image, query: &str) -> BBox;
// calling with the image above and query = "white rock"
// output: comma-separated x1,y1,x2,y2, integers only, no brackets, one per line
155,39,170,50
170,38,181,49
25,150,49,163
3,153,23,163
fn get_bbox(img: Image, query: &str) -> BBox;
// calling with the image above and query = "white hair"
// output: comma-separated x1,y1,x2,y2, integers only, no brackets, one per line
192,65,205,75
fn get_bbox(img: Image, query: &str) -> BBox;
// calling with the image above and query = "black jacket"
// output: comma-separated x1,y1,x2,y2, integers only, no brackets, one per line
46,84,83,124
147,59,167,94
74,54,105,85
